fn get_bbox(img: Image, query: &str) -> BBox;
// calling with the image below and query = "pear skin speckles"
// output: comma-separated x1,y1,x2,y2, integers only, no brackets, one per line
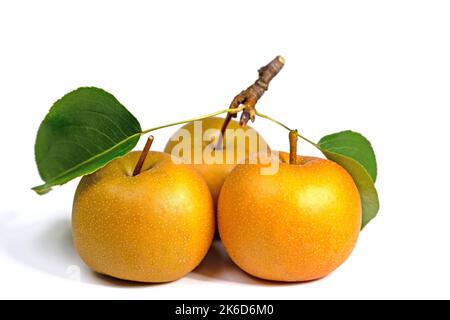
218,154,361,282
72,151,215,283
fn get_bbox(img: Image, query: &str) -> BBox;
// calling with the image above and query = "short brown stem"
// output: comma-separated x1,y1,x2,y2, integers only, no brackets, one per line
216,116,232,150
132,135,154,176
218,55,285,147
289,130,298,165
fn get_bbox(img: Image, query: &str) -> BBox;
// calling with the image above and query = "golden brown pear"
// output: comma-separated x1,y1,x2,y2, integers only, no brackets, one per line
218,152,361,282
72,151,215,283
164,117,270,205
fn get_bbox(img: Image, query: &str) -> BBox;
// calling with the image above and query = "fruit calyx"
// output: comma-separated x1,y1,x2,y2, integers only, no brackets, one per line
132,135,154,176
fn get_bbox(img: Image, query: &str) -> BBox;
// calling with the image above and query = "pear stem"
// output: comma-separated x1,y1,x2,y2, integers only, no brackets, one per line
132,135,154,176
289,130,299,165
217,55,285,148
216,116,232,150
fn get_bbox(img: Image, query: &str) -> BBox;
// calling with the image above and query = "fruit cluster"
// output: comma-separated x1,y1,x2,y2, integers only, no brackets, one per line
33,57,379,283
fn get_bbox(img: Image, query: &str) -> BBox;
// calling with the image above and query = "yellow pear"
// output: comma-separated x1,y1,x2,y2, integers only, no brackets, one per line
218,152,361,282
164,117,270,205
72,151,215,283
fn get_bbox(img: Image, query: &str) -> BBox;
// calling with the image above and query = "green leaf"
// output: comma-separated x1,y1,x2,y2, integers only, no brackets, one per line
318,130,377,182
33,87,141,194
318,131,379,229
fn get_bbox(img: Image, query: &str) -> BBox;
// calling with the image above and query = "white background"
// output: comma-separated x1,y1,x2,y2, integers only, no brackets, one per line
1,0,449,299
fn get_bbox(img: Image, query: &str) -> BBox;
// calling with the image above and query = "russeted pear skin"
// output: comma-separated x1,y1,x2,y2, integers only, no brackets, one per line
72,151,215,283
218,152,361,282
164,117,270,205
